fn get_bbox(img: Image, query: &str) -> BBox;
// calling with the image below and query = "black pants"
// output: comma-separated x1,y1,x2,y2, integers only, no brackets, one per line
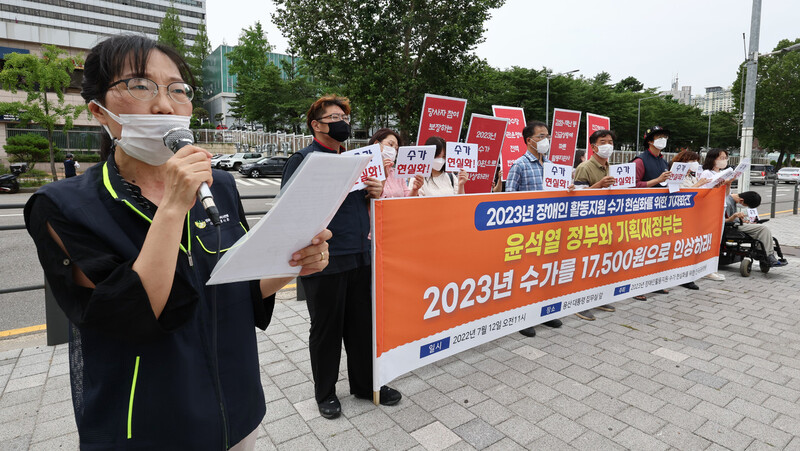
301,265,372,402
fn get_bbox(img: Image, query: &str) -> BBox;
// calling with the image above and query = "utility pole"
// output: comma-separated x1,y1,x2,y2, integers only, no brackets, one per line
739,0,761,193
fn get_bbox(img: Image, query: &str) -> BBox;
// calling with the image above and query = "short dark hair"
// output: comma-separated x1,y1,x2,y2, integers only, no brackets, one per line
81,34,196,161
306,94,351,135
702,148,728,171
368,128,403,147
425,136,446,158
589,129,616,145
739,191,762,208
522,121,548,143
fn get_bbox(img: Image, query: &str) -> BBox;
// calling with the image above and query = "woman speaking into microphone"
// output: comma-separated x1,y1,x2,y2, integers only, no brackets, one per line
24,35,330,449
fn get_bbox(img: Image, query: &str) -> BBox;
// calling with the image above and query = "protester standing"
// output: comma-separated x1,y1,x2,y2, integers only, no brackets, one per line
672,150,712,189
570,130,619,320
504,121,562,336
634,125,672,188
368,128,419,198
409,136,467,196
632,125,674,299
24,35,330,449
670,150,719,287
281,95,401,420
63,153,79,178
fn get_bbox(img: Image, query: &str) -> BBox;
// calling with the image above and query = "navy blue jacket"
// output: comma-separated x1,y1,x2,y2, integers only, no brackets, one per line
281,139,371,276
24,154,272,449
634,149,670,184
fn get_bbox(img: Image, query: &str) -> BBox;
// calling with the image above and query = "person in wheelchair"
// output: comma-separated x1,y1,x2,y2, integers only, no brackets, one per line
725,191,787,268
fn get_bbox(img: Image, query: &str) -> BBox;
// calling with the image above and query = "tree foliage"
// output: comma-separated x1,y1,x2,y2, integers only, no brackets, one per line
227,22,283,129
273,0,506,141
0,45,86,180
157,5,186,57
732,38,800,168
3,133,50,167
226,22,320,131
187,20,212,106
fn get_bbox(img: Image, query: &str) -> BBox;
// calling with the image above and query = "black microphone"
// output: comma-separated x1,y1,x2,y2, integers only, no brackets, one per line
163,128,221,226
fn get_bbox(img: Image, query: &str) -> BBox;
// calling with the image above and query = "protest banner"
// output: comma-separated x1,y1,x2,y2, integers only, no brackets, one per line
463,114,508,194
667,162,691,193
492,106,526,181
543,162,573,191
417,94,468,145
610,163,636,188
343,144,385,191
446,142,479,173
372,187,725,389
549,109,582,166
395,145,436,179
585,113,611,159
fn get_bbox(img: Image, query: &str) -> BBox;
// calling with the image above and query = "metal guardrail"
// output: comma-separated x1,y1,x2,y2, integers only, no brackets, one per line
1,193,278,345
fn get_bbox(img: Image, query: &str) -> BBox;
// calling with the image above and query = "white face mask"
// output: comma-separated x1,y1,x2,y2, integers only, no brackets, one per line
715,158,728,169
653,137,668,150
92,100,191,166
596,144,614,159
534,138,550,154
432,157,445,171
687,161,700,173
381,146,397,162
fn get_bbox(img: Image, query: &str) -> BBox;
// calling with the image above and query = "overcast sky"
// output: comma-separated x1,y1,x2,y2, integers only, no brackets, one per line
206,0,799,96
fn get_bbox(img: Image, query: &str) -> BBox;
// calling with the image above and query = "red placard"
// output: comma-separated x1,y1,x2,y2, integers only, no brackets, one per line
492,106,526,181
416,94,468,145
549,108,582,167
463,114,508,194
585,113,611,159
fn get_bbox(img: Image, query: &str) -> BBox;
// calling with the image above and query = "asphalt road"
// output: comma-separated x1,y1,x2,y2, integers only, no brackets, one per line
0,177,797,337
0,170,280,336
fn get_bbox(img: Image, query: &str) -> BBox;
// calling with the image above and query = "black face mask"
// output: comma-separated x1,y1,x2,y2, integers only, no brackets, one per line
325,120,351,142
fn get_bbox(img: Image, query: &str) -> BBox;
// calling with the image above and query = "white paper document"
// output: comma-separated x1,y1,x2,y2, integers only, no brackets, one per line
207,152,373,285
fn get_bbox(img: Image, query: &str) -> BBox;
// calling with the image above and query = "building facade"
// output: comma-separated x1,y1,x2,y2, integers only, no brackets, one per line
0,0,206,161
692,86,735,115
203,45,300,128
660,76,692,106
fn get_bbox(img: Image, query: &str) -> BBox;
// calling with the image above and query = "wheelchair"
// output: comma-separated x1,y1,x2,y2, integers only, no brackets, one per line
719,220,788,277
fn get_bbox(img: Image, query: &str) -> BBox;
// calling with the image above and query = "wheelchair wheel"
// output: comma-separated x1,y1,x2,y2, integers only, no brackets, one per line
740,258,752,277
759,260,771,274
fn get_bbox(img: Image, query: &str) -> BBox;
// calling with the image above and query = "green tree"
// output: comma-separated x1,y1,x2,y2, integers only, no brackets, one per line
273,0,505,141
227,22,284,129
3,133,50,168
157,4,186,57
277,57,320,133
186,20,211,107
191,106,210,128
615,76,644,93
732,38,800,169
0,45,86,180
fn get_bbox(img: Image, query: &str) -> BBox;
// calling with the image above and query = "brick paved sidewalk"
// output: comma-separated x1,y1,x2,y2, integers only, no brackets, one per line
1,255,799,450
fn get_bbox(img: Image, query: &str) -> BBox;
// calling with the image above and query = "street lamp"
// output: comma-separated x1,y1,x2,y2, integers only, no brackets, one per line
546,69,579,126
636,95,663,151
706,113,712,150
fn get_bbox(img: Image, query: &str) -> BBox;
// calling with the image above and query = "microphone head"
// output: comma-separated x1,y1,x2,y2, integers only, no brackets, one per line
163,127,195,152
